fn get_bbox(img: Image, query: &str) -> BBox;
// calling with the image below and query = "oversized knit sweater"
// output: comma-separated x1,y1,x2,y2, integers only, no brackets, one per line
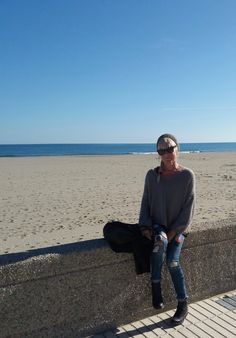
139,167,195,234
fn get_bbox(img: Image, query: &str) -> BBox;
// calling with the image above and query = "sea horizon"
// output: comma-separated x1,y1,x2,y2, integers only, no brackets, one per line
0,142,236,157
1,141,236,145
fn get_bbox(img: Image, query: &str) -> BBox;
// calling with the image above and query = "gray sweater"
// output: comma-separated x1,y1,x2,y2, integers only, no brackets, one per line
139,167,195,234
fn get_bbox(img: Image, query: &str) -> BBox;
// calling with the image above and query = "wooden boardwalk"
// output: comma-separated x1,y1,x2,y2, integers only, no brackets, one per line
92,290,236,338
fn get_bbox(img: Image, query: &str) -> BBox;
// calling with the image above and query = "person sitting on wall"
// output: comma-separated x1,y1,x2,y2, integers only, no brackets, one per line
139,133,195,325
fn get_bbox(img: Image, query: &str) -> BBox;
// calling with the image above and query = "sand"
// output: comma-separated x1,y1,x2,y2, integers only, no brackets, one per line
0,152,236,254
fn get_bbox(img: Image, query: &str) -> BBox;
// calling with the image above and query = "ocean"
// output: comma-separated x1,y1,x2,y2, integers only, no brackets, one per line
0,143,236,157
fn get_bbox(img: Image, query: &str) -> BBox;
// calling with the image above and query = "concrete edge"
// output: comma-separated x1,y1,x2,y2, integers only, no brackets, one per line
0,218,235,288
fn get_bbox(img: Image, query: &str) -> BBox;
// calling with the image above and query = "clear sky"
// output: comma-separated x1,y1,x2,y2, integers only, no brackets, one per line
1,0,236,144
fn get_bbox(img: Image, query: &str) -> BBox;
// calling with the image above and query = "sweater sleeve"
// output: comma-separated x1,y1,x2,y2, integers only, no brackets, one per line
138,171,153,229
170,171,195,234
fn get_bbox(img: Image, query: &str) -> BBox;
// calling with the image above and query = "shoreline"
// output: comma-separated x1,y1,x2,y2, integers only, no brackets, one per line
1,152,236,254
0,149,236,159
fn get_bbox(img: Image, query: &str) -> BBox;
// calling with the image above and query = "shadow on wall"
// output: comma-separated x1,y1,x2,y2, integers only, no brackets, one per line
0,238,106,267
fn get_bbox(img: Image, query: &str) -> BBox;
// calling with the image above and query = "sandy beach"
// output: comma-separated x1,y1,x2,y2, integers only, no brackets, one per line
0,152,236,254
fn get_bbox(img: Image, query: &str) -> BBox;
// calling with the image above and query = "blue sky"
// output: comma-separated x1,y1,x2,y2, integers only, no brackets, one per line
1,0,236,144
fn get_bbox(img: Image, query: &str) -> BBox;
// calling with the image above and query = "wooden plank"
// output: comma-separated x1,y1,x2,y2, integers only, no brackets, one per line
195,321,222,338
203,318,235,338
219,313,236,328
196,300,222,316
191,303,215,319
186,323,213,338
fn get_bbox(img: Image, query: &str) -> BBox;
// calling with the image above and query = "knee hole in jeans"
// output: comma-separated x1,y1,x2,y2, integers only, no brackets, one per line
152,240,163,253
153,234,167,253
167,260,179,269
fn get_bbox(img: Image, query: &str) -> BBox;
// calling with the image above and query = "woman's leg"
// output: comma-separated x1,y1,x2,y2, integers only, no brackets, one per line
151,227,168,282
151,225,168,309
166,234,188,324
166,234,187,300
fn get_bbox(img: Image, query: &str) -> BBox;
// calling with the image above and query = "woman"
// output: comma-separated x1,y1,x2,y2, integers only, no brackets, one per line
139,133,195,325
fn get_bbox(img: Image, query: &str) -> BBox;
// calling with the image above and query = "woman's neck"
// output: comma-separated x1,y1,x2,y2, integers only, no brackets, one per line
160,161,182,175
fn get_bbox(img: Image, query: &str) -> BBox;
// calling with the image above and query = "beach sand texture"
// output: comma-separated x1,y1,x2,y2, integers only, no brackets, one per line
1,153,236,254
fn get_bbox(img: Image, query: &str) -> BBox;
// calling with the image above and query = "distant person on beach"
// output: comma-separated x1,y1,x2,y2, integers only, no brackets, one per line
139,133,195,325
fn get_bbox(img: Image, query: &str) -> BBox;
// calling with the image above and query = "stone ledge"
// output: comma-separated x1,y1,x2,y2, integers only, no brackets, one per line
0,219,236,337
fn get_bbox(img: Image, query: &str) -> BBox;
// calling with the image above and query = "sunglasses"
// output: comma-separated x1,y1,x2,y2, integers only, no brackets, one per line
157,145,176,156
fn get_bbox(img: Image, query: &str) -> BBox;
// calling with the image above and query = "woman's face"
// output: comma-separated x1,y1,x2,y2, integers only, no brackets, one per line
157,139,178,165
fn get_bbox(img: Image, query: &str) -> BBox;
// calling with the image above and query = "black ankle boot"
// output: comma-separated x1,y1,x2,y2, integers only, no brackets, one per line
152,282,164,310
172,300,188,325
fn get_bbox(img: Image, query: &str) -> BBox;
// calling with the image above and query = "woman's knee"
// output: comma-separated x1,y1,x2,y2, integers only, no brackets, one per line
153,231,168,253
167,260,180,270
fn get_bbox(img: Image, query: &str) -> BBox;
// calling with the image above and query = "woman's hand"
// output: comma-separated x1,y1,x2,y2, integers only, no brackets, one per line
167,230,176,242
141,229,153,240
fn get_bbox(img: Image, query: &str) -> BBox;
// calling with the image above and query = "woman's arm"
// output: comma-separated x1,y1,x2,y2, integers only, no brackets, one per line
170,171,195,235
139,171,153,233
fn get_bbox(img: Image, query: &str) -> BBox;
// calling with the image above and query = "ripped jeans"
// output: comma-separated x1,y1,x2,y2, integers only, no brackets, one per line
151,224,188,301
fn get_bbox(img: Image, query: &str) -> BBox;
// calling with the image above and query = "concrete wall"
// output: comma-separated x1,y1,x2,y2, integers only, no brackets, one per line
0,218,235,338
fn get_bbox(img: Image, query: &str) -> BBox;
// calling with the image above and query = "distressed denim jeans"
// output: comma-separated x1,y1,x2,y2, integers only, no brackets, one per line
151,224,188,301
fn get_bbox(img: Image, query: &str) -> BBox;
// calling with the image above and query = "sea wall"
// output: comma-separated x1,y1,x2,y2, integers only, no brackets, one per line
0,219,235,338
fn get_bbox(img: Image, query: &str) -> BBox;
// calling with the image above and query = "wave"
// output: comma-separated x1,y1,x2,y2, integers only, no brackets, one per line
130,151,201,155
180,151,201,154
130,152,157,155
